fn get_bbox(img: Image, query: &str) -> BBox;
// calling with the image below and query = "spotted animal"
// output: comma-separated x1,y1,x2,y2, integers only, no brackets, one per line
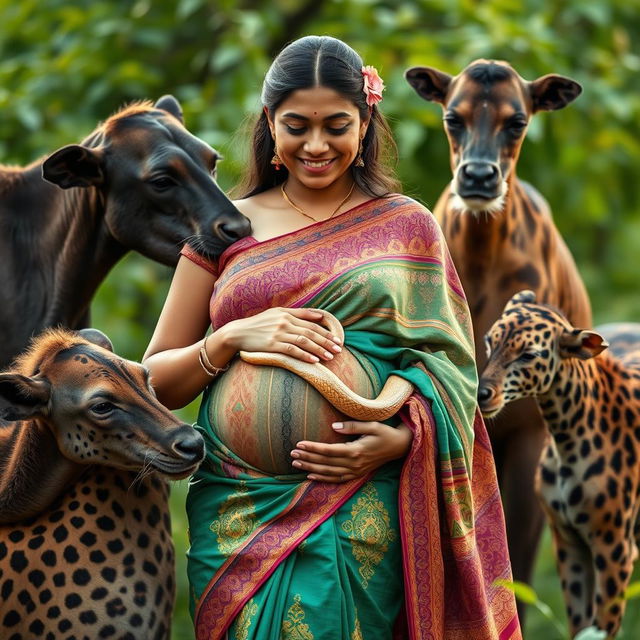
405,59,593,601
0,95,251,369
0,328,205,639
479,290,640,638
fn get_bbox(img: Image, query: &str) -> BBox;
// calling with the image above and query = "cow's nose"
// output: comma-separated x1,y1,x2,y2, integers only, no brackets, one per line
477,385,494,403
213,213,252,244
172,429,205,462
460,162,499,187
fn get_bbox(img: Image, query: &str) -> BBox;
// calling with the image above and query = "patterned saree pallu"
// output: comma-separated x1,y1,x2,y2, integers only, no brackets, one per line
183,195,521,640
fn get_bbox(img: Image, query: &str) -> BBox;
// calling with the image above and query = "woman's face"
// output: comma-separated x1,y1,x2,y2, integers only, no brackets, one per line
267,86,368,190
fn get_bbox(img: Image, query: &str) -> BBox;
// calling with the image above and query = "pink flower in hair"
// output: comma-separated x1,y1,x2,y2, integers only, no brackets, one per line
361,65,385,107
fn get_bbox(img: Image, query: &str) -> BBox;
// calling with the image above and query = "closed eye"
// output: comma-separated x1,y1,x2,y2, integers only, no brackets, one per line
517,352,537,362
327,125,350,135
285,125,306,135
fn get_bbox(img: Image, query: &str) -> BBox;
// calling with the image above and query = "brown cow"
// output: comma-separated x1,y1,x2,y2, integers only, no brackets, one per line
0,95,251,368
405,60,592,619
0,327,205,638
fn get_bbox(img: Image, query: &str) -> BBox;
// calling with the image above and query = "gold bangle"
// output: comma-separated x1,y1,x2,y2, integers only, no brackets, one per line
199,334,229,377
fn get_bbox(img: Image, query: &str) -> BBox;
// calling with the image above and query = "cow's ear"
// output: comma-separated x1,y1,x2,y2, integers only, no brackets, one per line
529,74,582,112
42,145,105,189
559,329,608,360
0,374,51,422
154,95,184,123
405,66,452,105
77,329,114,352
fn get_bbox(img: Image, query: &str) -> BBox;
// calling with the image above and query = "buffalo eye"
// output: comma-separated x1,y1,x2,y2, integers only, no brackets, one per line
148,175,177,191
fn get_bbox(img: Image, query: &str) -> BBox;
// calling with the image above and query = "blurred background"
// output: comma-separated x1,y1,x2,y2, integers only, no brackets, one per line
1,0,639,637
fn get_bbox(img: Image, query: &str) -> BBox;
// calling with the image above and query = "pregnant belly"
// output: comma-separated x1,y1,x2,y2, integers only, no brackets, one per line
207,348,379,475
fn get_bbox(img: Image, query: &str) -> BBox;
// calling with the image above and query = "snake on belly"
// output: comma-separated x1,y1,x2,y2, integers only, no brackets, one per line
239,311,414,421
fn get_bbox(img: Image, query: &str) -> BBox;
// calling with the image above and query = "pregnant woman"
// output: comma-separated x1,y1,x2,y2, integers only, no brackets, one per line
143,36,520,640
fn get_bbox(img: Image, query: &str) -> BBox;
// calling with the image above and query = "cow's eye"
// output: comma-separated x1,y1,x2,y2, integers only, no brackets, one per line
444,115,465,131
91,402,115,415
148,176,177,191
505,119,527,137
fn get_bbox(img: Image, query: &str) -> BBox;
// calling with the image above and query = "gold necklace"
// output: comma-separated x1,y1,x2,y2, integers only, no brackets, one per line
281,181,356,223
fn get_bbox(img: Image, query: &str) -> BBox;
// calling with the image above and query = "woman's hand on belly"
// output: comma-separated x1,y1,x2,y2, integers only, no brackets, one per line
220,307,342,363
290,421,413,483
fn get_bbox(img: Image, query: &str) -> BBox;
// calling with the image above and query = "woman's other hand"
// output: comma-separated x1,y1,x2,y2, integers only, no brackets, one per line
290,421,413,483
220,307,342,363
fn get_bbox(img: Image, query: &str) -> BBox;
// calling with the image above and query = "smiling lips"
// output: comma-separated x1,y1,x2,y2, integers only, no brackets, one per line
300,157,335,172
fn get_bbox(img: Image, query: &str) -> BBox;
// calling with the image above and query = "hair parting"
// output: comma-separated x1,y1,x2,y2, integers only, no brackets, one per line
232,36,400,199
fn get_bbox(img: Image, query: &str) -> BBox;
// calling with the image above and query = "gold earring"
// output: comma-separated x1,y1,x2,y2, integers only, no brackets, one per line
355,140,365,168
270,146,282,171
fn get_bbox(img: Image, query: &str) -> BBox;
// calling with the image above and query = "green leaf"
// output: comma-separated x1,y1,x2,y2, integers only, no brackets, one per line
623,581,640,601
493,579,538,605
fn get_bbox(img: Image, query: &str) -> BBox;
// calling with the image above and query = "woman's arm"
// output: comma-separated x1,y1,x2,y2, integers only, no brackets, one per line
143,257,232,409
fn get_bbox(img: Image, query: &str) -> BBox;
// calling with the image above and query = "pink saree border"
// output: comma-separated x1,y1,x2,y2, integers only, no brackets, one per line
399,396,522,640
209,196,469,331
218,196,381,271
194,475,370,640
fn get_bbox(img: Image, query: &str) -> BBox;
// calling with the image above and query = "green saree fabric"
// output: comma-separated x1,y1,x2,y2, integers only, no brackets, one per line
182,194,521,640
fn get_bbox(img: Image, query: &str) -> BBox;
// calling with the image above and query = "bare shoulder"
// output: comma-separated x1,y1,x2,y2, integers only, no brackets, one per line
233,187,285,222
232,187,296,242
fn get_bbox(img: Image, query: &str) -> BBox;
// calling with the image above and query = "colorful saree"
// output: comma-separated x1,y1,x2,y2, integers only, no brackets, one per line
182,194,521,640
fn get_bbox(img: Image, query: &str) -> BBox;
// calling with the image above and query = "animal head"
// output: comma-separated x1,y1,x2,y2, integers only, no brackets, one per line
478,290,607,418
41,95,251,263
0,328,204,478
405,59,581,215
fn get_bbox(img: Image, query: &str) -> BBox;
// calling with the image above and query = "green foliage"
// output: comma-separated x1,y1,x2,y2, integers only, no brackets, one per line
495,578,567,639
2,1,639,638
498,573,640,639
2,0,638,323
520,529,640,639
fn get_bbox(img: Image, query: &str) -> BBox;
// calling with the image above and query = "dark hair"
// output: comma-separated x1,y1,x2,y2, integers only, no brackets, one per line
233,36,400,198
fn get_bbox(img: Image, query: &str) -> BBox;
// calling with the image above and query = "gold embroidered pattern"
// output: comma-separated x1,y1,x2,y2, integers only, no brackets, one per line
444,483,473,536
210,481,260,555
281,594,314,640
234,598,258,640
351,611,363,640
341,482,396,588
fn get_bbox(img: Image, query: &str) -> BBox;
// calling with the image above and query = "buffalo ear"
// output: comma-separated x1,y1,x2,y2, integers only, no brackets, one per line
77,329,114,352
0,374,51,422
154,95,184,123
42,145,105,189
405,66,452,105
559,330,608,360
529,74,582,112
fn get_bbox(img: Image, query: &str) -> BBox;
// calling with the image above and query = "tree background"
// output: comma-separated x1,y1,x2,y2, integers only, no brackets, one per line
1,0,639,637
